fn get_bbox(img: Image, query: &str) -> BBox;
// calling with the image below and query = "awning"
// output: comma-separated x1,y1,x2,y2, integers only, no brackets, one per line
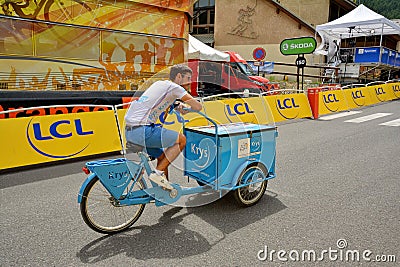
316,4,400,39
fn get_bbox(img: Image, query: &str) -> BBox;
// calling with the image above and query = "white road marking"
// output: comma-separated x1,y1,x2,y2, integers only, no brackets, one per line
379,118,400,127
319,111,362,121
344,113,393,123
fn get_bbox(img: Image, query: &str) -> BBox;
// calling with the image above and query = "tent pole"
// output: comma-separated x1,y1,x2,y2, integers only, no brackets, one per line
378,23,384,63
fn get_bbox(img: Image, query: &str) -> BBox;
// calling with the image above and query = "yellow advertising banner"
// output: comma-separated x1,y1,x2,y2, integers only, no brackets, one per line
155,97,274,132
381,83,397,101
119,96,275,136
116,108,128,144
318,89,349,116
264,93,312,122
342,86,376,109
367,84,396,103
116,107,207,139
203,97,273,125
387,82,400,99
0,110,121,170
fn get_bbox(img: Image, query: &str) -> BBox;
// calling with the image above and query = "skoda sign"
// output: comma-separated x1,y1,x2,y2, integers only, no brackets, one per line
280,37,317,55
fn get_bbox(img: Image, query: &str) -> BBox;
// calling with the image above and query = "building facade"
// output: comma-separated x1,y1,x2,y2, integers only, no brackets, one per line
192,0,357,82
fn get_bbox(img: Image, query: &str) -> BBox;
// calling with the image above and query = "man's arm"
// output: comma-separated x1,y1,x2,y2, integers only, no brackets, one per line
181,93,202,111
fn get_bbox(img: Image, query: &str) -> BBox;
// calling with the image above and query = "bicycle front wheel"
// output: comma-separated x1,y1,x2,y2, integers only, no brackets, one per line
80,176,146,234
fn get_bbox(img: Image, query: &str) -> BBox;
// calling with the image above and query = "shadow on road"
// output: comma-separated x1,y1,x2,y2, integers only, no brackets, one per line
77,192,286,263
0,153,118,189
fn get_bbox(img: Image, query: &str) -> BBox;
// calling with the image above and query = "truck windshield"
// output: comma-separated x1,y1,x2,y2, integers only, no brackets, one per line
236,62,256,76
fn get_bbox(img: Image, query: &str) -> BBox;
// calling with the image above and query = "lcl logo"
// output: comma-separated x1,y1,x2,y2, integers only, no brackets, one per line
276,97,300,119
277,98,299,109
158,111,188,125
392,84,400,98
323,94,339,103
322,93,340,112
351,90,366,107
375,87,386,102
27,118,94,158
225,103,255,116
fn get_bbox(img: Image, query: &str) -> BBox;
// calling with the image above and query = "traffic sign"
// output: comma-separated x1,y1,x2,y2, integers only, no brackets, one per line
253,47,266,61
295,56,307,68
280,37,317,56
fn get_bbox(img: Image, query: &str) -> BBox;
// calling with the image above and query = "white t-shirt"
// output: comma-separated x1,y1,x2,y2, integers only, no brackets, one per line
125,80,188,125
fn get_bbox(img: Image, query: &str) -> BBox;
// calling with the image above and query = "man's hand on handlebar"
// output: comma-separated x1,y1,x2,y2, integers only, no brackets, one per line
175,102,190,115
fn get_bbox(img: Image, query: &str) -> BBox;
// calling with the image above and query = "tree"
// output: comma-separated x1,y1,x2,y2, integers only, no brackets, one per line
356,0,400,19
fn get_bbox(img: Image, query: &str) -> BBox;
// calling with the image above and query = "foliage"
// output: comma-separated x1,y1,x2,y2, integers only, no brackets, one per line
355,0,400,19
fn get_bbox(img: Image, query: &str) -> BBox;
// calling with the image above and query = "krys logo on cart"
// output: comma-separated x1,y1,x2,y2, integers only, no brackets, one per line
275,96,300,119
189,138,216,170
26,118,94,158
238,137,262,158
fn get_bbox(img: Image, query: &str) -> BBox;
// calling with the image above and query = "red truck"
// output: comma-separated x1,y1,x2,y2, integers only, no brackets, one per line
224,51,278,91
189,51,278,97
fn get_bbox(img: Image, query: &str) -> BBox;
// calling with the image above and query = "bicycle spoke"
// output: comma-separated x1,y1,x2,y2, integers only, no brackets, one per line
80,177,146,234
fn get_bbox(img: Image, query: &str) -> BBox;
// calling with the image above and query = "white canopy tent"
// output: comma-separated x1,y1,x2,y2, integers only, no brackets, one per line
316,4,400,39
188,35,230,62
315,4,400,71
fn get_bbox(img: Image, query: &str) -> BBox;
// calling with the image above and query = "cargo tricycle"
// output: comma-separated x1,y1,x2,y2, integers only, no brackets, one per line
78,103,278,234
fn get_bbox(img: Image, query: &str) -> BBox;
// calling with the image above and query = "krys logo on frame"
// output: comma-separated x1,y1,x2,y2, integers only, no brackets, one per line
26,118,94,158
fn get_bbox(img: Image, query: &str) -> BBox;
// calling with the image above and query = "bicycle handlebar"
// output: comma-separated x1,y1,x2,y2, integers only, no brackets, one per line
171,108,218,131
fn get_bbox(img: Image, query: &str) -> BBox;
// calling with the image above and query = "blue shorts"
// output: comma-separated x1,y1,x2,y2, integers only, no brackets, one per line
125,124,179,158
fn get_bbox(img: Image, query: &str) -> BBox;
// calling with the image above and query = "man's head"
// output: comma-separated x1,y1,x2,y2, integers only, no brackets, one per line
169,64,192,87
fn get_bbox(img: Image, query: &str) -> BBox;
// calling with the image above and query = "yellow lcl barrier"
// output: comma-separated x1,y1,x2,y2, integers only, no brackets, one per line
1,83,398,170
0,110,121,170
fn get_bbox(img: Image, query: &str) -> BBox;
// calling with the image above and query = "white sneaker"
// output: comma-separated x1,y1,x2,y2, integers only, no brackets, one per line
149,173,173,190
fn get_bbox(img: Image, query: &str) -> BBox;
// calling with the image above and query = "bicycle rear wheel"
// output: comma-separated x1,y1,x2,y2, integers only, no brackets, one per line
80,176,146,234
233,164,268,207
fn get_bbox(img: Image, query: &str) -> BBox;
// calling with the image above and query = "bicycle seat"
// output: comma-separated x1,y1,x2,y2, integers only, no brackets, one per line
126,142,144,153
125,142,156,161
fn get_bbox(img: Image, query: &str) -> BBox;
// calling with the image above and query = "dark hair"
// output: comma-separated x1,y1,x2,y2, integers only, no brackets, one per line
169,64,192,80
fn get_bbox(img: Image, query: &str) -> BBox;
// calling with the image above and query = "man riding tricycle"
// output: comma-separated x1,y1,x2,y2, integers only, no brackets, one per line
78,64,278,234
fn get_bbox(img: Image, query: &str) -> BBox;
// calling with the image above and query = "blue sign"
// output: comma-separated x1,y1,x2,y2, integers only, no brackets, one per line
354,47,380,63
388,49,396,66
354,47,397,66
248,61,274,74
381,48,389,64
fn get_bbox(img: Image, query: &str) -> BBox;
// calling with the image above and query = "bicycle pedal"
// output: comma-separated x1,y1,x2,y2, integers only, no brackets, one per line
169,188,178,198
161,184,173,191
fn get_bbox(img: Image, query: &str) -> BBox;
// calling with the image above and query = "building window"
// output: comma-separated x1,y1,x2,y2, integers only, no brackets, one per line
192,0,215,46
194,0,215,8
